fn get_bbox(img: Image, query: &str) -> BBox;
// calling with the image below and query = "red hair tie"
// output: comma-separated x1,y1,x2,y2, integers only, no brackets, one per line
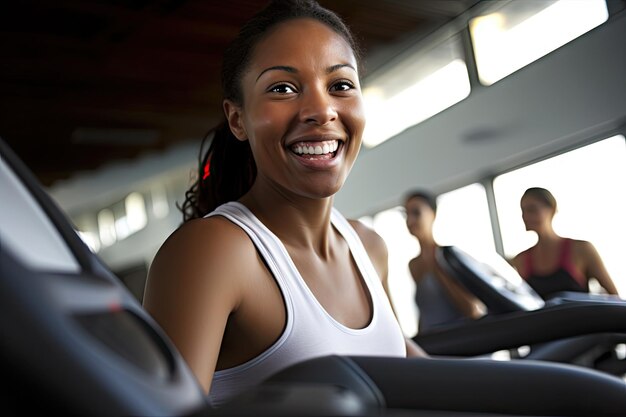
202,159,211,180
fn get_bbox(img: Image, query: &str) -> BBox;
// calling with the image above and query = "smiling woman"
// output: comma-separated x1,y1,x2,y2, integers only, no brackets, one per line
142,0,425,408
223,17,365,201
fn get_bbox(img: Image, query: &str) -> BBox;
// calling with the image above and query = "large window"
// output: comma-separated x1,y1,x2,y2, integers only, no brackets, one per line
360,0,610,148
433,184,495,258
369,132,626,334
493,135,626,295
362,35,470,148
470,0,609,85
96,192,148,249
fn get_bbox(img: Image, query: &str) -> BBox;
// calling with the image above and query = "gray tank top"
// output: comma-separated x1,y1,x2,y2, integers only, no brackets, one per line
415,272,467,333
206,202,406,406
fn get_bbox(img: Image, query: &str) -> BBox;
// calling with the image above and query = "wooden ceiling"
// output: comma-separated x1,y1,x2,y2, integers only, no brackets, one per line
0,0,480,187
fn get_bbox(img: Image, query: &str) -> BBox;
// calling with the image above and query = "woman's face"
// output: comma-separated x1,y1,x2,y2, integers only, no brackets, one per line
520,195,554,232
405,197,435,238
226,18,365,200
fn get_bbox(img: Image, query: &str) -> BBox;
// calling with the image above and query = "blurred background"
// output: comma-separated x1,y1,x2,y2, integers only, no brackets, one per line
1,0,625,337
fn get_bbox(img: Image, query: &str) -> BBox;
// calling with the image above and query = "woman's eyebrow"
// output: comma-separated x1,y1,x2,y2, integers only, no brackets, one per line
256,65,297,82
255,63,356,82
327,63,356,74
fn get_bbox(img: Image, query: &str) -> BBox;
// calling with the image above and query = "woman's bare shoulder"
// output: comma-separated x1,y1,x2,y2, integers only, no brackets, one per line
569,237,593,249
348,219,387,256
348,219,388,278
512,246,532,261
408,255,426,281
568,238,598,259
145,215,258,302
155,216,251,263
142,215,262,392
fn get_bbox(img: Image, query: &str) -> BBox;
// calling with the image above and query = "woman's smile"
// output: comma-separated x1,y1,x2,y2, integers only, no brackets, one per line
289,138,344,169
232,17,365,199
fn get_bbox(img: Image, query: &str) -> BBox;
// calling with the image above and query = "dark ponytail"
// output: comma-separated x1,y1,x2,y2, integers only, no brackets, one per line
179,0,361,222
179,122,256,222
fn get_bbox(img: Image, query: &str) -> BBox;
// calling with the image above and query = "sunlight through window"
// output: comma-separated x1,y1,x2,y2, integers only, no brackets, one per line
125,192,148,233
97,208,116,247
77,230,101,253
494,135,626,295
150,184,169,219
470,0,608,85
363,37,470,148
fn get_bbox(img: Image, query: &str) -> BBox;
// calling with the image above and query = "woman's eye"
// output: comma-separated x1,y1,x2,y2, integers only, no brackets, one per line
331,80,355,92
269,83,296,94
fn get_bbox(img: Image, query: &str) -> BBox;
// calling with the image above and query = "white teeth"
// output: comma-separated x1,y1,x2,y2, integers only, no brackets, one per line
292,140,339,156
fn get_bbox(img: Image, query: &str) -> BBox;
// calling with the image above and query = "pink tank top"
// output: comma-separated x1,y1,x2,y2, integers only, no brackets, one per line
522,238,588,299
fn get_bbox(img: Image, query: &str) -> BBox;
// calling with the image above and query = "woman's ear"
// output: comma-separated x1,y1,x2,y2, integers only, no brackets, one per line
223,100,248,141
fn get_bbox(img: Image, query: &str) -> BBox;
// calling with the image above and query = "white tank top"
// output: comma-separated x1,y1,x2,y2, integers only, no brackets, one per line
206,202,406,406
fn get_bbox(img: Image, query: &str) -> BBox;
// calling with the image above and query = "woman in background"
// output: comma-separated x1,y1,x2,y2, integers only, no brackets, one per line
511,187,619,300
404,190,484,333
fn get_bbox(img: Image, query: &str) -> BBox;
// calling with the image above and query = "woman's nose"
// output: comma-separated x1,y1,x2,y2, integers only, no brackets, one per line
299,85,338,125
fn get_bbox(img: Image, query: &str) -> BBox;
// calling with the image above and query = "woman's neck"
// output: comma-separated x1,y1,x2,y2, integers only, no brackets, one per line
535,228,562,249
416,233,436,247
239,185,336,255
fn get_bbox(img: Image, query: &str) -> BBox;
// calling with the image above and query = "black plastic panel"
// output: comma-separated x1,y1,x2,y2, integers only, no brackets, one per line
73,309,172,380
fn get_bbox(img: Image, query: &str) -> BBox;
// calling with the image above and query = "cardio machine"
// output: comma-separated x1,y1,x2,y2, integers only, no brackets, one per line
412,245,626,376
2,137,625,417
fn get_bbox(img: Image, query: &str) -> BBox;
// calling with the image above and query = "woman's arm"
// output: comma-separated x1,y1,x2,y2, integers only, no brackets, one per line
580,241,620,296
405,336,429,357
349,220,397,314
433,263,485,319
143,217,244,394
